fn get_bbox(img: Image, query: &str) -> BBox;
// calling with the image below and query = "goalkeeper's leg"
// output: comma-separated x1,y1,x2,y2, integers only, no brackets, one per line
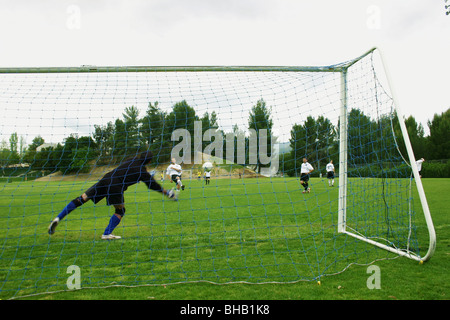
48,194,89,235
102,205,125,240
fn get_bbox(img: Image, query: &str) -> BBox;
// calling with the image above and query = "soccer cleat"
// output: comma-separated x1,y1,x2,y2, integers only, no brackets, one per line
48,217,59,235
101,234,121,240
307,188,311,193
181,185,185,191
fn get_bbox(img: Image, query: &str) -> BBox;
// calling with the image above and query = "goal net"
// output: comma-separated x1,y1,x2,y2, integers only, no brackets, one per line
0,48,435,299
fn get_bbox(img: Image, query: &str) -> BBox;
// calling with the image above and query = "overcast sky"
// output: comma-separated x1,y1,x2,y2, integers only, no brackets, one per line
0,0,449,138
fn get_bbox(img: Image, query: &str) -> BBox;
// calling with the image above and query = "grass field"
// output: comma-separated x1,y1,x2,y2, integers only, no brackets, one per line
0,175,448,300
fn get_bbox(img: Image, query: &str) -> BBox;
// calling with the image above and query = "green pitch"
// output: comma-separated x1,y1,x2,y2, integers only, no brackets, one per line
0,177,446,300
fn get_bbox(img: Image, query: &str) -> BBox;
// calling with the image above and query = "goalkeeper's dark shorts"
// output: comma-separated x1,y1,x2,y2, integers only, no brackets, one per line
84,180,124,206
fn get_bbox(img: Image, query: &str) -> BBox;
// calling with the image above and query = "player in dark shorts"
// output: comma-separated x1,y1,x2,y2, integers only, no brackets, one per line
48,151,177,239
300,157,314,193
327,170,334,179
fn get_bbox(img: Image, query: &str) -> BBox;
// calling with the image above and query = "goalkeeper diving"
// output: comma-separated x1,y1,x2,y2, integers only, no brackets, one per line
48,151,177,240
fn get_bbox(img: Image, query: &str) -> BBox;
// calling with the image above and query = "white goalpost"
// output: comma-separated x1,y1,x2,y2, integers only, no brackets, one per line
337,47,435,263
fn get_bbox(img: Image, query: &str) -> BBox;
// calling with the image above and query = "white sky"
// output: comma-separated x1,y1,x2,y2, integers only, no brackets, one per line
0,0,449,142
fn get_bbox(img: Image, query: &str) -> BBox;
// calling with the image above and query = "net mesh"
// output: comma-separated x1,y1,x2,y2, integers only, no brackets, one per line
0,50,426,299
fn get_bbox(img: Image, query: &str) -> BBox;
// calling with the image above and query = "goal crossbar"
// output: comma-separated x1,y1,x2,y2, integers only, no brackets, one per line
0,49,377,74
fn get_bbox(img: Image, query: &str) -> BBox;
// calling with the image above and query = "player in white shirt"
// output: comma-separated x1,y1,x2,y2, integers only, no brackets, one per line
204,170,211,185
300,158,314,193
326,160,335,187
166,158,185,191
416,158,425,178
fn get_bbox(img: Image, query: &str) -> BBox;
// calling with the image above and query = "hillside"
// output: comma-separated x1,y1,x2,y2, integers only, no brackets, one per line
35,152,263,182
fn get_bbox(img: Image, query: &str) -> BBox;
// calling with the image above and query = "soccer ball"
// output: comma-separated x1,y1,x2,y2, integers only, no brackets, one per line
202,161,213,172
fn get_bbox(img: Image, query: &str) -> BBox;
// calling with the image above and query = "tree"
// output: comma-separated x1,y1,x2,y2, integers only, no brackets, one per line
166,100,199,163
200,110,219,157
0,139,10,168
141,102,162,146
9,132,18,154
8,132,20,164
347,108,377,165
289,115,336,177
226,124,247,166
427,108,450,160
112,118,127,158
56,134,98,174
248,98,274,173
314,115,336,173
167,100,199,133
28,136,45,151
19,136,26,157
123,105,143,153
23,135,45,165
140,101,172,163
200,111,218,130
392,113,427,160
93,121,114,160
33,145,60,173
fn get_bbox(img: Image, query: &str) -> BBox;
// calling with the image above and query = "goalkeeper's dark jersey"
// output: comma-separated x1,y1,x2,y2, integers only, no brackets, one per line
85,151,162,205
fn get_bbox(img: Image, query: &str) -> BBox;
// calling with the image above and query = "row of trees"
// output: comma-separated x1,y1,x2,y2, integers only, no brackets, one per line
1,99,275,175
392,108,450,161
283,107,450,177
1,98,449,177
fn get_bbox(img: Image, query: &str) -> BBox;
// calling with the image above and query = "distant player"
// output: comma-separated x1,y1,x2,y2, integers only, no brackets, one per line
416,158,425,178
300,158,314,193
166,158,185,191
204,170,211,185
48,151,177,240
326,160,335,187
197,171,202,181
